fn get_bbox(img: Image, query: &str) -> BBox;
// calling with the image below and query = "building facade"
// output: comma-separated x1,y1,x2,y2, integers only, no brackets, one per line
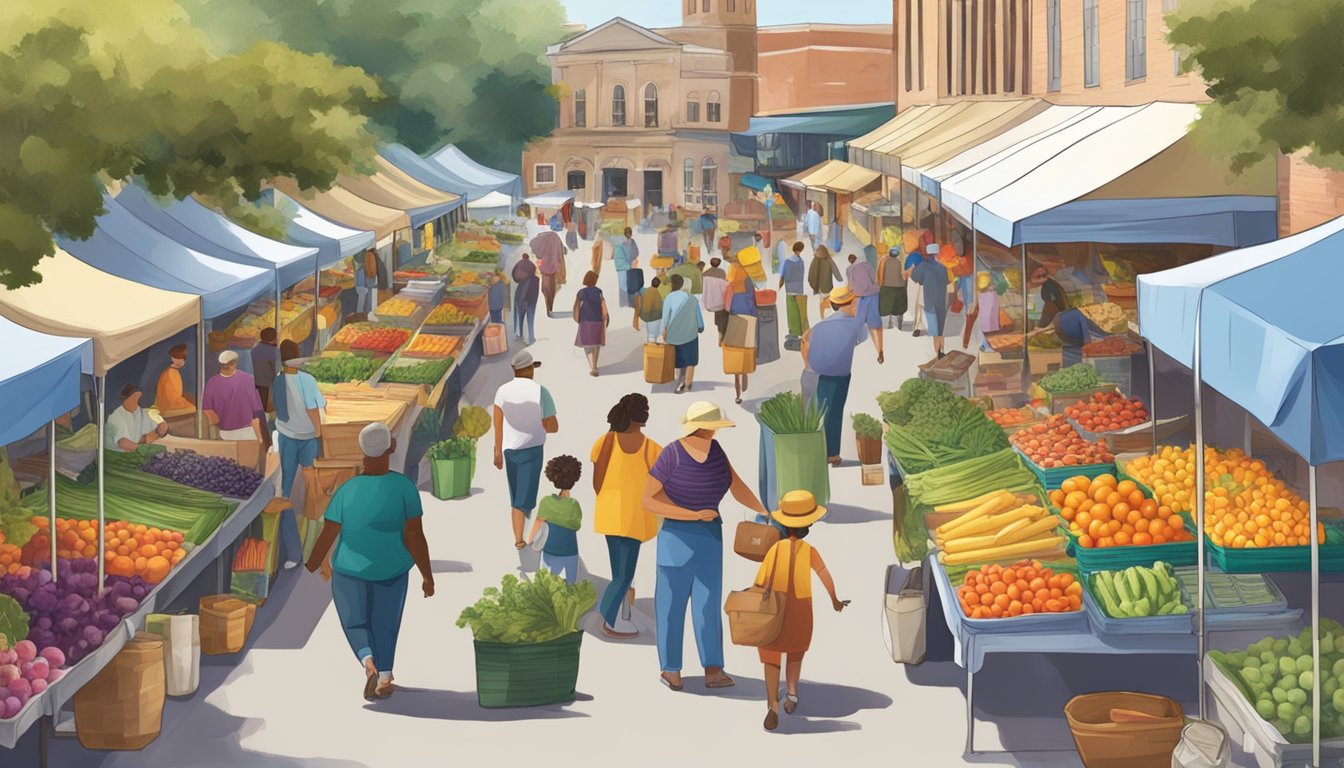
757,24,894,114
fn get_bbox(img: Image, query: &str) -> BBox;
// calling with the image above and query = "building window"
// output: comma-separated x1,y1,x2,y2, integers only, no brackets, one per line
701,157,718,209
957,0,967,95
917,0,925,90
574,89,586,128
1022,0,1031,92
1084,0,1101,87
683,159,695,205
612,84,626,126
1047,0,1061,92
903,0,913,92
534,164,555,185
1126,0,1147,80
728,0,735,10
986,0,996,94
969,0,978,94
702,0,710,11
1164,0,1180,74
686,94,701,122
707,92,722,123
688,0,694,13
567,171,586,190
945,0,954,95
1006,0,1016,91
643,83,659,127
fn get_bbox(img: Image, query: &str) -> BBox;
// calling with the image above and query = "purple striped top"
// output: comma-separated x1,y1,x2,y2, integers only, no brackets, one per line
649,439,732,512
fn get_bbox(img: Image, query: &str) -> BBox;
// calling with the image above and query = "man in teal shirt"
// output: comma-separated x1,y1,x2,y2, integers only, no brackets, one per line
661,274,705,394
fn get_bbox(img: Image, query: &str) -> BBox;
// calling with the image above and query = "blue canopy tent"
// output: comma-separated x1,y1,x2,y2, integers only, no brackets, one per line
1138,216,1344,764
60,195,273,436
423,143,523,202
264,189,374,269
0,316,91,581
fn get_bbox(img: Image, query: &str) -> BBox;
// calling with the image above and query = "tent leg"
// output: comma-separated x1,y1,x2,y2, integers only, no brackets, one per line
1193,300,1206,719
1310,464,1320,768
95,376,106,594
48,422,57,583
1020,242,1029,390
1148,344,1157,456
196,322,206,439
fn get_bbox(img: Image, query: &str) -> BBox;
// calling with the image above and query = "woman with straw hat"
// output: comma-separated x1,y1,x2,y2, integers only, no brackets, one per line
643,401,768,692
755,490,847,732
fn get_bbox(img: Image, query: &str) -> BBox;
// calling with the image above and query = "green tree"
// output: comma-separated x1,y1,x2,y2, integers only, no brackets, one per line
1168,0,1344,172
0,0,384,288
181,0,566,173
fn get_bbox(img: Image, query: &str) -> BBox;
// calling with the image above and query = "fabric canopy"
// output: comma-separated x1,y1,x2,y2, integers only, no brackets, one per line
266,189,375,268
731,104,895,156
0,316,92,446
116,185,319,289
386,143,523,202
525,190,575,208
467,190,515,210
782,160,880,194
897,99,1049,189
1139,216,1344,464
0,250,198,376
915,105,1096,196
62,196,272,318
337,157,463,230
272,179,407,242
740,173,771,192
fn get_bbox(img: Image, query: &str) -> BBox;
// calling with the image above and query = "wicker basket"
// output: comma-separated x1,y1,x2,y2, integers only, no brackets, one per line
1065,691,1184,767
473,632,582,708
199,595,253,655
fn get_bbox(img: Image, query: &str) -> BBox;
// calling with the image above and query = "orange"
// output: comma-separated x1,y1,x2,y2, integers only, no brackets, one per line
1092,485,1111,504
1117,480,1138,497
1127,490,1146,508
1061,478,1079,495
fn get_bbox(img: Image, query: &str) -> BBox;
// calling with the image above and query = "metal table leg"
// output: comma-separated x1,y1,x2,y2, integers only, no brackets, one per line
966,666,976,755
38,715,48,768
216,549,227,594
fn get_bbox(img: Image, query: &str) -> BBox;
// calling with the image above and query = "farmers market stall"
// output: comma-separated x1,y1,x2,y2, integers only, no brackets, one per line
1138,216,1344,766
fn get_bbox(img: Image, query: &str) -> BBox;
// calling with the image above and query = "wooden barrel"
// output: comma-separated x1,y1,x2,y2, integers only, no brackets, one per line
74,632,165,750
199,595,249,655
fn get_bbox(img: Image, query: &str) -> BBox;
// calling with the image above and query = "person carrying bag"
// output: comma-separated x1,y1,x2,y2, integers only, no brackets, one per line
725,540,793,648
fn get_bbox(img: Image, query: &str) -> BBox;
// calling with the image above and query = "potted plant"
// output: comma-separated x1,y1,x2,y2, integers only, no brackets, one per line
428,437,476,500
453,405,491,485
457,570,596,708
756,392,829,511
852,413,884,466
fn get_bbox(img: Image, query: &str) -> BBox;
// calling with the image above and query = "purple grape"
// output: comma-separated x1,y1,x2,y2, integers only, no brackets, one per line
140,450,262,497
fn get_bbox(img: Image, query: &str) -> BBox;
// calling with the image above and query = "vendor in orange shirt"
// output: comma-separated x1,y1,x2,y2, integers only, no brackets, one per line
154,344,196,418
937,235,975,314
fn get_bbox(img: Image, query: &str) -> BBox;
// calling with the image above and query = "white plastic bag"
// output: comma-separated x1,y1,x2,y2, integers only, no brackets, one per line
145,613,200,697
1171,720,1230,768
883,564,926,665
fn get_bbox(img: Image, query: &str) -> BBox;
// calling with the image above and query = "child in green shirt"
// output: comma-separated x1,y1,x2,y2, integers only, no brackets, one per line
527,455,583,584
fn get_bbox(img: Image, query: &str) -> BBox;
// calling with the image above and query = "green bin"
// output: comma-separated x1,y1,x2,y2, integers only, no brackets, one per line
473,632,582,708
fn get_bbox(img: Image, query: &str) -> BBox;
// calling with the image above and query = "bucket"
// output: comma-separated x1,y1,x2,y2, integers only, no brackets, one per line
1065,691,1184,768
74,632,165,750
199,595,251,655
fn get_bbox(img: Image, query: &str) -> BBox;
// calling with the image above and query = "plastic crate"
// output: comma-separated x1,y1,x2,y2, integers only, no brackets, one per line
1171,568,1289,615
1015,447,1114,490
1206,524,1344,574
1081,571,1193,636
946,561,1089,636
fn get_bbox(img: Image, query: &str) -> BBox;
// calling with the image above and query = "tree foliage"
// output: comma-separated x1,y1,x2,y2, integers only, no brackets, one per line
1168,0,1344,171
0,0,384,288
181,0,566,174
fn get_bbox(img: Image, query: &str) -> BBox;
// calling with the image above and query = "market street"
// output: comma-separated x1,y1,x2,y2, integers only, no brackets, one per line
7,224,1202,768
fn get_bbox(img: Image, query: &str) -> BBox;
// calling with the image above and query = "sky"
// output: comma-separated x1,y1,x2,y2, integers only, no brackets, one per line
560,0,892,28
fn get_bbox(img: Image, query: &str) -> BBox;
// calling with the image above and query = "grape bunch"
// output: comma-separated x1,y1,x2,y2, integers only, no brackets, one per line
141,450,263,498
1,559,149,666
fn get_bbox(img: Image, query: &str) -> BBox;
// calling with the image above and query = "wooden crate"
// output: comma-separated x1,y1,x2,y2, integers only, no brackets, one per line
156,434,263,472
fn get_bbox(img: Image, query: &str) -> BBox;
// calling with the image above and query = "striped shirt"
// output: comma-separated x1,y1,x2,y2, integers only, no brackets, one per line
649,439,731,512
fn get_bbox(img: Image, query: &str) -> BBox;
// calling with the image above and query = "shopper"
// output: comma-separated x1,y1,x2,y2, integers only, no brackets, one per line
353,248,377,313
643,401,768,692
251,329,278,449
903,243,929,337
487,269,507,325
803,202,821,251
573,271,609,377
526,455,584,585
201,350,264,443
636,277,665,343
877,246,908,331
701,258,729,344
565,219,580,252
306,422,433,702
106,384,168,452
531,228,567,317
511,254,540,344
273,339,325,568
667,258,702,295
493,350,559,549
911,244,950,358
779,242,809,344
661,274,705,395
975,272,1001,344
613,231,635,310
154,344,196,420
807,246,842,319
725,252,758,404
699,208,718,252
846,253,884,364
801,287,867,466
756,490,846,732
1030,267,1070,330
591,394,661,639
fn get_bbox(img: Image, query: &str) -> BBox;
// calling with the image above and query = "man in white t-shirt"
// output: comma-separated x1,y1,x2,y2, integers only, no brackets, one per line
106,384,168,451
493,350,559,549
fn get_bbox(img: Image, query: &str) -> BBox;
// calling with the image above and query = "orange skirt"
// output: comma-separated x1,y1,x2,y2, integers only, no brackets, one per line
758,594,812,665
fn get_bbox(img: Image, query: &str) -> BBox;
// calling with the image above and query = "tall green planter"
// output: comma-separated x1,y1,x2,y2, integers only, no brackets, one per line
430,441,478,500
474,632,583,708
757,418,829,511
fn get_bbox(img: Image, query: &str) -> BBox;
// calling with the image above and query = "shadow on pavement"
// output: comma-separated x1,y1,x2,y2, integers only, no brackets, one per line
822,503,890,526
246,567,332,651
430,560,474,574
361,687,591,722
677,675,893,718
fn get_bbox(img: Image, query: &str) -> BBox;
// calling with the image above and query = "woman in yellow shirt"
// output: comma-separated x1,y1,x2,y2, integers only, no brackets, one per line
154,344,196,417
590,394,662,639
755,490,847,732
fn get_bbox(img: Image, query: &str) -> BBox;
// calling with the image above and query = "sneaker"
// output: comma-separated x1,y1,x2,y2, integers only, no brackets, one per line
283,561,300,570
913,330,923,338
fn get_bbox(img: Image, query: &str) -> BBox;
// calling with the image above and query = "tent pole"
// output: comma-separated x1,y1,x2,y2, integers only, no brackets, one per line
275,277,282,369
314,260,321,343
1148,344,1157,456
1193,297,1206,719
1310,464,1320,767
196,320,206,439
95,376,106,594
1020,241,1028,389
47,422,56,582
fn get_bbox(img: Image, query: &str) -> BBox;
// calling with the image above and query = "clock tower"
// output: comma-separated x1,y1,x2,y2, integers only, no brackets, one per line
677,0,759,130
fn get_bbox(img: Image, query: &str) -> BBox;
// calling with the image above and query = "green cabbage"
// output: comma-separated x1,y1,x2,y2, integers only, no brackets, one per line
457,570,596,645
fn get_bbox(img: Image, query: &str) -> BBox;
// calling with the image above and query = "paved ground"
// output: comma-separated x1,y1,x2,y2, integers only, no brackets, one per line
12,223,1224,767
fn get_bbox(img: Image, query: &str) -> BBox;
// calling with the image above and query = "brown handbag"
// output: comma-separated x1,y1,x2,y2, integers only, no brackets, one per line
733,519,781,563
302,460,360,521
724,540,794,648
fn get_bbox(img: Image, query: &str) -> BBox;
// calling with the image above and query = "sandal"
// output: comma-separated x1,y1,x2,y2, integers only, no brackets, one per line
514,540,526,550
764,708,779,731
374,682,395,699
659,672,684,692
362,671,379,701
783,694,798,714
705,672,736,689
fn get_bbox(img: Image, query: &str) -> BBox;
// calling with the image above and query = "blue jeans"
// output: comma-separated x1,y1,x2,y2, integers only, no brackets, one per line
278,434,320,563
489,308,504,325
816,373,851,459
601,536,642,627
655,520,724,673
330,571,409,674
542,553,579,584
616,269,630,308
504,446,544,514
513,302,536,343
958,275,974,310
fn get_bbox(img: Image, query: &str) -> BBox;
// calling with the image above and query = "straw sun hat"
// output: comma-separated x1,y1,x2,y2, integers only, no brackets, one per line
771,490,829,528
827,285,857,307
680,401,736,434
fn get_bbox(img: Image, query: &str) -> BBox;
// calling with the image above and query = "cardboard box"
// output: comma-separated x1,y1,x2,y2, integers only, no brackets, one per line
723,345,757,375
724,315,758,349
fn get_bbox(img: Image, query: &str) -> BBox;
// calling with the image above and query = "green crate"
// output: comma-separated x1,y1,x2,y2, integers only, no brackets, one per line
1206,524,1344,574
1014,448,1114,490
1049,498,1198,572
473,632,583,708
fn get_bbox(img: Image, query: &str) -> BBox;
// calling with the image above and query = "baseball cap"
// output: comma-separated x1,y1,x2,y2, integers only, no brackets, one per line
358,422,393,458
218,350,239,365
511,350,541,371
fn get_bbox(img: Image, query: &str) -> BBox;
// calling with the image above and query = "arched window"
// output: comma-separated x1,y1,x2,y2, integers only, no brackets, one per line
701,157,718,209
574,89,586,127
728,0,736,10
707,91,722,123
702,0,711,11
643,83,659,127
683,159,695,204
612,85,626,126
685,92,701,123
